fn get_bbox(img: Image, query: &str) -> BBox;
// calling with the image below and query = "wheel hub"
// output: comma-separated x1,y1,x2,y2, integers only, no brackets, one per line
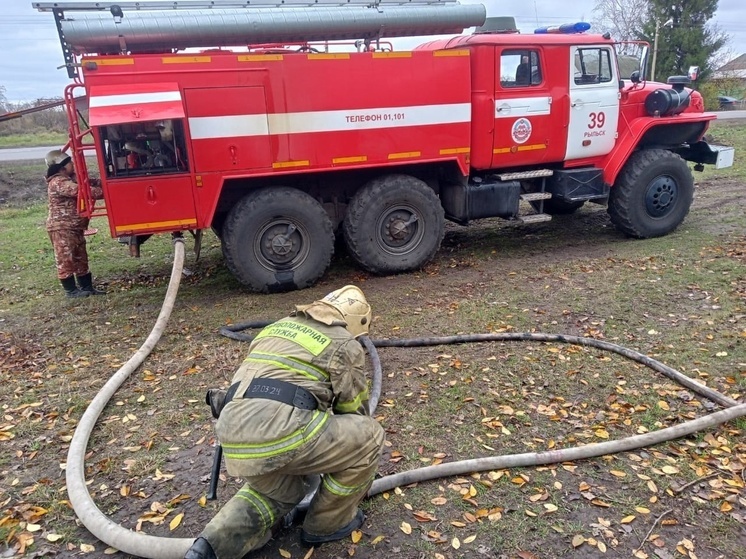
382,210,419,248
645,175,677,217
258,222,304,267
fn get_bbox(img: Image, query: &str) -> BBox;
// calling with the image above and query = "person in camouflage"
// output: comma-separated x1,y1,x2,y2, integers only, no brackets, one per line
185,285,385,559
45,150,105,298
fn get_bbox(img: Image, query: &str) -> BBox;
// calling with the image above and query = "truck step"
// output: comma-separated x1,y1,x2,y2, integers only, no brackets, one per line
520,192,552,201
496,169,554,181
517,213,552,224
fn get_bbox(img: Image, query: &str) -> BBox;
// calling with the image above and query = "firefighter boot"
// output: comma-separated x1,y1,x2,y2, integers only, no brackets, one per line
183,537,216,559
77,273,106,295
300,509,365,547
61,276,90,299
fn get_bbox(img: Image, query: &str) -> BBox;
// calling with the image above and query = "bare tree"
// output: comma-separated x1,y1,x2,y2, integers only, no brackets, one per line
0,86,7,112
592,0,650,41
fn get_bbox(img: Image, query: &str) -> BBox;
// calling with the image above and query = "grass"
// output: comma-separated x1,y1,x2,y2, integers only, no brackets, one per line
0,132,69,149
699,119,746,180
0,127,745,558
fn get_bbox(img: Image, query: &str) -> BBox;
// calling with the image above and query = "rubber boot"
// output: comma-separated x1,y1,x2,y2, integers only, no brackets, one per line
300,509,365,547
61,276,90,299
77,273,106,295
184,537,216,559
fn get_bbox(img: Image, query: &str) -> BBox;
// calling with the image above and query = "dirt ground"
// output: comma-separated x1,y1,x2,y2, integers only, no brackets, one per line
1,161,745,559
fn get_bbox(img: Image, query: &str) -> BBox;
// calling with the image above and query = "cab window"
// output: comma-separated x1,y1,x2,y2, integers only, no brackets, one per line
100,119,189,178
501,50,542,88
574,48,614,85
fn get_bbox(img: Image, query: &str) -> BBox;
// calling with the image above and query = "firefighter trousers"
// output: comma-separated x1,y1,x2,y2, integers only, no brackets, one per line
202,413,384,559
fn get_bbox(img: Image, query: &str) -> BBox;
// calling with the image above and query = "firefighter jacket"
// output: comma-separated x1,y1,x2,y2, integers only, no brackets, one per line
46,173,103,232
215,309,370,478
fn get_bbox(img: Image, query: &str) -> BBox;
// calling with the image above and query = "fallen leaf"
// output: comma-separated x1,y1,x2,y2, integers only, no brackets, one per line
400,521,412,535
371,535,385,545
452,537,460,549
46,534,63,542
621,515,636,524
16,533,33,554
169,512,184,530
463,535,476,544
351,530,362,543
80,543,95,553
279,549,291,558
572,535,585,547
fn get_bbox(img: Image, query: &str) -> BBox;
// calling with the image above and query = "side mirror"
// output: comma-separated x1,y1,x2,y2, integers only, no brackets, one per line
619,79,625,89
688,66,699,81
630,70,641,84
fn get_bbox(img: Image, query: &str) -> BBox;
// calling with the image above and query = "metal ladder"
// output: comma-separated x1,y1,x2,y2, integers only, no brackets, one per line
495,169,554,224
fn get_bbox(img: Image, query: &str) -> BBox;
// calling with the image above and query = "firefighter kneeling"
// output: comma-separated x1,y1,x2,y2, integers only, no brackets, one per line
187,286,385,559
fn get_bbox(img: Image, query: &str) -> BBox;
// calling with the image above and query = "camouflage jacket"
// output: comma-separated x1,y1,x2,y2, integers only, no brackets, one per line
46,174,103,232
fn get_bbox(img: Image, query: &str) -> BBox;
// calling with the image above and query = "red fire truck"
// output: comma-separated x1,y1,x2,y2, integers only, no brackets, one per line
36,1,734,292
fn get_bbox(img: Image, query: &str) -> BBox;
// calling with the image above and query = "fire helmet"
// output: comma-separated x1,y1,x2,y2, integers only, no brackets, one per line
321,285,372,338
44,149,71,167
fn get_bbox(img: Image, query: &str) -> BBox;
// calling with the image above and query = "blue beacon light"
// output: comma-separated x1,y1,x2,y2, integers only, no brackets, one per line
534,22,591,34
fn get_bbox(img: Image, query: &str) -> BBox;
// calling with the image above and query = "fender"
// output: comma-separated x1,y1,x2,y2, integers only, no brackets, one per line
601,112,716,185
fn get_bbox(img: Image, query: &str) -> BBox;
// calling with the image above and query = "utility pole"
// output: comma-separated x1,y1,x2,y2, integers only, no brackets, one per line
651,18,673,81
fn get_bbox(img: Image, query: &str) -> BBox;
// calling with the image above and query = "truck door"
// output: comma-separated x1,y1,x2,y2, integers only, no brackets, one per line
493,49,562,167
90,83,198,236
184,87,272,173
565,46,620,161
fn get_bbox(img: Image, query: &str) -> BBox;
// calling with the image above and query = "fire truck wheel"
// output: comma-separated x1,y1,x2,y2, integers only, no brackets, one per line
222,188,335,293
608,149,694,239
343,174,445,274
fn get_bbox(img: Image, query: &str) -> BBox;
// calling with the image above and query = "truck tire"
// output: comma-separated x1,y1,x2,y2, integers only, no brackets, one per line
608,149,693,239
222,187,334,293
343,174,444,274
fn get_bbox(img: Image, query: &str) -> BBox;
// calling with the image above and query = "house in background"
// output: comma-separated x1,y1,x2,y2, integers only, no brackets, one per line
712,53,746,109
713,53,746,80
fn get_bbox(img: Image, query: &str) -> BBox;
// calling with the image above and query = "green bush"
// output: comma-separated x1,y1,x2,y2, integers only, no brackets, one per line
697,81,721,111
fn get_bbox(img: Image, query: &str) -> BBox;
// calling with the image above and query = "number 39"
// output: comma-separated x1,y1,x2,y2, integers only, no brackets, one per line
588,111,606,129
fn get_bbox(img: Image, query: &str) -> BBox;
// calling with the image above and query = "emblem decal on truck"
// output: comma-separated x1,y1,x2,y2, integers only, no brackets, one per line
511,118,532,144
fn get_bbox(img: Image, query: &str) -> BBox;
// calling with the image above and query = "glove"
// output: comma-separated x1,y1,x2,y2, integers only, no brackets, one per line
205,389,228,419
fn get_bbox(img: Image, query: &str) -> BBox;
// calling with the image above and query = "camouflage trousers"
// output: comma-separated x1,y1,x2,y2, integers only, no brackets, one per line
202,413,385,559
48,229,90,279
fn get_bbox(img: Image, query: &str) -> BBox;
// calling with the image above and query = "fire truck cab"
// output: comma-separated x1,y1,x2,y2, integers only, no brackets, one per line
36,1,734,292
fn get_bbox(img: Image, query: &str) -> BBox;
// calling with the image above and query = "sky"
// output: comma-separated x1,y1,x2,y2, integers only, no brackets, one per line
2,0,746,103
